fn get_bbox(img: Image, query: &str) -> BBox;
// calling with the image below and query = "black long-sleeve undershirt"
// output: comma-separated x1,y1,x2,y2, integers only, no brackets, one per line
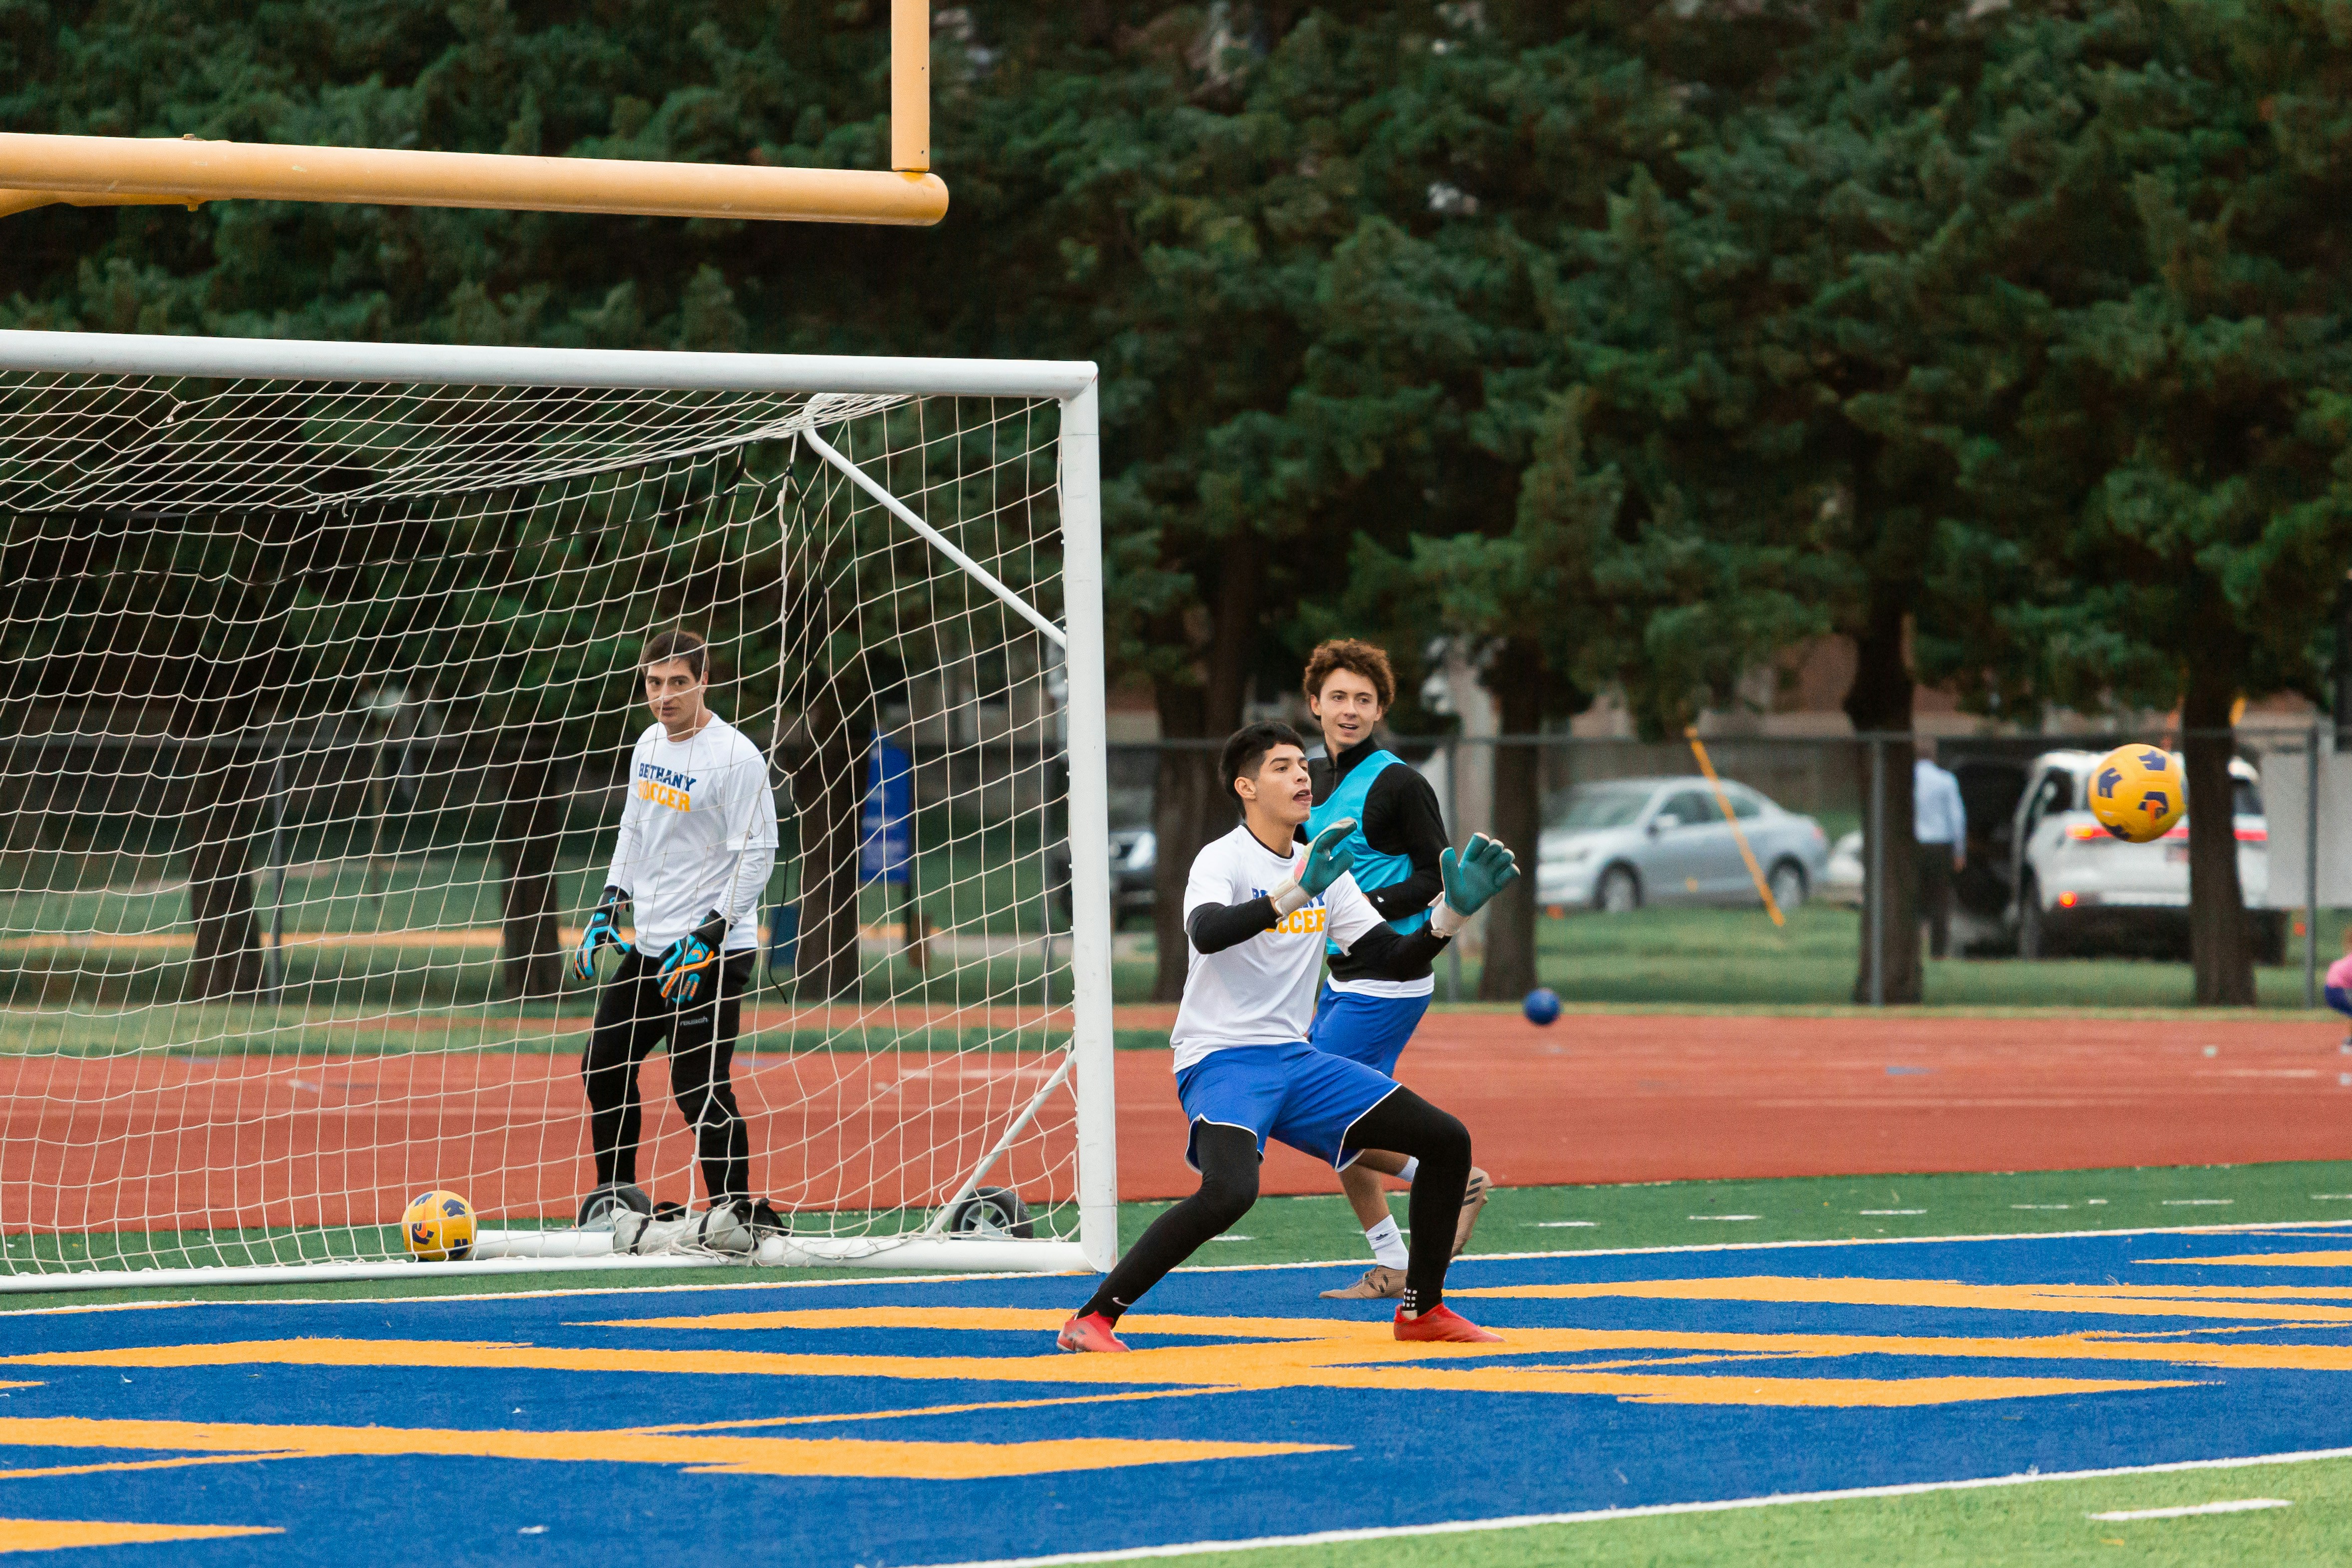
1186,896,1280,954
1184,893,1450,977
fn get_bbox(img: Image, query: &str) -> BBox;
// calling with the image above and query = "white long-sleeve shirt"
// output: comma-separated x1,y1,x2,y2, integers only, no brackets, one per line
1168,825,1392,1073
604,714,779,953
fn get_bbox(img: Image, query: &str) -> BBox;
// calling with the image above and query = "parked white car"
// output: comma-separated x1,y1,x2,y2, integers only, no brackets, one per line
2011,748,2278,959
1535,777,1831,913
1825,830,1865,905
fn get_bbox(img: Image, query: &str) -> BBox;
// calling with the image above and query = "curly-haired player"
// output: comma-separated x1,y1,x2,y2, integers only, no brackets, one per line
1301,638,1489,1297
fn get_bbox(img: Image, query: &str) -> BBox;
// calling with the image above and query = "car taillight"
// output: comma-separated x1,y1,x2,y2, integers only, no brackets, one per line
2066,822,2105,841
2237,826,2267,843
2057,891,2079,907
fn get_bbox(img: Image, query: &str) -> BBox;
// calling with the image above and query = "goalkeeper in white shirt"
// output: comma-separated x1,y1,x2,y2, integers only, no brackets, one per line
571,629,780,1229
1059,721,1519,1352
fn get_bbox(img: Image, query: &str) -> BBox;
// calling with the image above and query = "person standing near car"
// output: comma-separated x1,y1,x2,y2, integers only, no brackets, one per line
1914,740,1966,959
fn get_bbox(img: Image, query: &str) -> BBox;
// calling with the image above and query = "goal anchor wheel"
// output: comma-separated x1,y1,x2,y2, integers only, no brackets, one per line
945,1186,1034,1240
576,1182,653,1230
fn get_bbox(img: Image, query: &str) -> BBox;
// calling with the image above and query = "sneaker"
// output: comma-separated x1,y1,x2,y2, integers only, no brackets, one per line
1320,1265,1407,1300
1393,1303,1504,1344
1056,1311,1130,1353
1453,1167,1491,1257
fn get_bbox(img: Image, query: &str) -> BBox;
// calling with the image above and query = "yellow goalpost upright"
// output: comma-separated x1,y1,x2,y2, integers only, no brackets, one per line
0,0,1122,1290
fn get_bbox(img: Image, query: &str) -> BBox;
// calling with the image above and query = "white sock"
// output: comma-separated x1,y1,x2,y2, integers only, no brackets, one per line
1395,1157,1419,1184
1364,1215,1409,1269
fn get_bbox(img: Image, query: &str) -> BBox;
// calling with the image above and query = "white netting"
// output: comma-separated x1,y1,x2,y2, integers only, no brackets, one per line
0,362,1092,1277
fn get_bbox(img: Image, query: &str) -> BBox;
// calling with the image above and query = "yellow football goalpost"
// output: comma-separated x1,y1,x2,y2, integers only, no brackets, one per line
0,0,944,225
0,0,1125,1287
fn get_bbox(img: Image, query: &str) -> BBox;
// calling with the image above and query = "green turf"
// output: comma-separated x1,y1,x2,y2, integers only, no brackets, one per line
1515,902,2352,1010
12,1163,2352,1565
14,842,2345,1011
1138,1158,2352,1270
1156,1454,2352,1567
12,1158,2351,1312
0,839,1122,1009
0,1003,1176,1057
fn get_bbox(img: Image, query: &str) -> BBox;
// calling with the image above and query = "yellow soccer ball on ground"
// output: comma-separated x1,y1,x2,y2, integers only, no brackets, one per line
2087,744,2185,843
403,1189,476,1261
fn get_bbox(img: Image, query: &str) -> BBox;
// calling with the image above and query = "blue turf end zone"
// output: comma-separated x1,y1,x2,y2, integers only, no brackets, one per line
6,1226,2352,1565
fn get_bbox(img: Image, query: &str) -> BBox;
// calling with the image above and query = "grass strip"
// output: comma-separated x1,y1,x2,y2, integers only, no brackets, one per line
1140,1451,2352,1568
11,1159,2352,1311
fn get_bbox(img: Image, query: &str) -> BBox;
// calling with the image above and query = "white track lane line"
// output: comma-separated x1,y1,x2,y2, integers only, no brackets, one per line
2086,1499,2292,1521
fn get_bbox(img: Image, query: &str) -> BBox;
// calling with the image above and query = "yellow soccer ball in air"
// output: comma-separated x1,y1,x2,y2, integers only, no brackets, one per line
2087,744,2185,844
403,1189,476,1261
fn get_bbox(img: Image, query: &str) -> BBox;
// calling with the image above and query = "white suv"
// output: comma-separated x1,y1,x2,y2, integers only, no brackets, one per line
2011,749,2276,959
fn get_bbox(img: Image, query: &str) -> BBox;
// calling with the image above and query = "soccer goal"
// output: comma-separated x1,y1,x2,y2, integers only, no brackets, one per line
0,329,1115,1288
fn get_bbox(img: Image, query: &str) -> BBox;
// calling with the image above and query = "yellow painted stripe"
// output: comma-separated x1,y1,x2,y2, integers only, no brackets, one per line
630,1385,1241,1435
0,1452,308,1483
0,1416,1333,1482
0,1326,2230,1404
0,1517,279,1553
584,1306,1420,1340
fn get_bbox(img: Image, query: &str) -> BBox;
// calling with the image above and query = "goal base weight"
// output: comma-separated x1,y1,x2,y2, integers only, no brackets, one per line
0,1235,1090,1293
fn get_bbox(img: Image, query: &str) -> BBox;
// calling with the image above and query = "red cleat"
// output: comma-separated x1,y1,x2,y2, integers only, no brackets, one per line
1057,1311,1131,1353
1393,1304,1504,1344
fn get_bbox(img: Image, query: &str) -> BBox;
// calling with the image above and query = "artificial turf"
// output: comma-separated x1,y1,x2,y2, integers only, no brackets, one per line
1158,1454,2352,1568
14,1164,2352,1566
12,1157,2352,1311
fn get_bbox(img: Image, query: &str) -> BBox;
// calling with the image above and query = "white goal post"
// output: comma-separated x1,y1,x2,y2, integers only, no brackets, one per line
0,329,1117,1288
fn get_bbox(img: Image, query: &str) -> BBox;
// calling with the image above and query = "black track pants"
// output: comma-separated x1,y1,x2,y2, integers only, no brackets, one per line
1082,1085,1472,1321
581,947,755,1204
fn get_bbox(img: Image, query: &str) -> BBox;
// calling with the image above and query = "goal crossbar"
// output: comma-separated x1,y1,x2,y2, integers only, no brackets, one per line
0,330,1095,400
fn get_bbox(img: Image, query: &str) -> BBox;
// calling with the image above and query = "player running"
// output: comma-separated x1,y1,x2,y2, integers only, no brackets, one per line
1058,721,1518,1352
1301,639,1490,1298
571,628,780,1237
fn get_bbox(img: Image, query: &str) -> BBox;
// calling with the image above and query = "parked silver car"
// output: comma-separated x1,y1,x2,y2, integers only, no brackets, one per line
1534,776,1831,913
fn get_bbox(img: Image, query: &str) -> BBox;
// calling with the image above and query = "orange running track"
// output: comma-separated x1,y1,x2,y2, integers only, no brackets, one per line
1219,1010,2352,1201
5,1010,2351,1229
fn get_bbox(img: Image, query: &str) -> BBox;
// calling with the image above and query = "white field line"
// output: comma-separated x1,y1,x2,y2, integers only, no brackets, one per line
1166,1215,2352,1274
2086,1499,2293,1521
932,1455,2352,1568
14,1215,2352,1314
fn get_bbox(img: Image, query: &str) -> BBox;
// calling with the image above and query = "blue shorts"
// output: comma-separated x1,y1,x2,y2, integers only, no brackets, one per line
1176,1042,1401,1173
1309,984,1431,1075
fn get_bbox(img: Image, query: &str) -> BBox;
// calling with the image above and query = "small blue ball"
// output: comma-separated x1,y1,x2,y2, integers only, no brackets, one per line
1523,987,1562,1026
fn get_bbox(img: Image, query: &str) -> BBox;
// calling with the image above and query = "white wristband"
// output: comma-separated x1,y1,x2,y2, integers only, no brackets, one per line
1428,893,1467,938
1269,878,1311,917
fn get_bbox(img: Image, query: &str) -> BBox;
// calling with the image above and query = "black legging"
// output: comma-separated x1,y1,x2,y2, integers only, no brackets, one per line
1083,1086,1472,1321
581,947,755,1204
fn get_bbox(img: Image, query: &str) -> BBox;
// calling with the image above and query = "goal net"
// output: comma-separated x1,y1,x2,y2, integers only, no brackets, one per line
0,331,1116,1287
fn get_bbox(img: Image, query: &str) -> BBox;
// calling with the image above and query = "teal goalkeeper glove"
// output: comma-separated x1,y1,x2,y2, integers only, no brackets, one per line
656,911,729,1005
1431,833,1519,936
571,887,632,982
1271,819,1355,915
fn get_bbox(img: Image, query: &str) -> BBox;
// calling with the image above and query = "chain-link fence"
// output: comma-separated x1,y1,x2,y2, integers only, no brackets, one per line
1104,727,2349,1010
